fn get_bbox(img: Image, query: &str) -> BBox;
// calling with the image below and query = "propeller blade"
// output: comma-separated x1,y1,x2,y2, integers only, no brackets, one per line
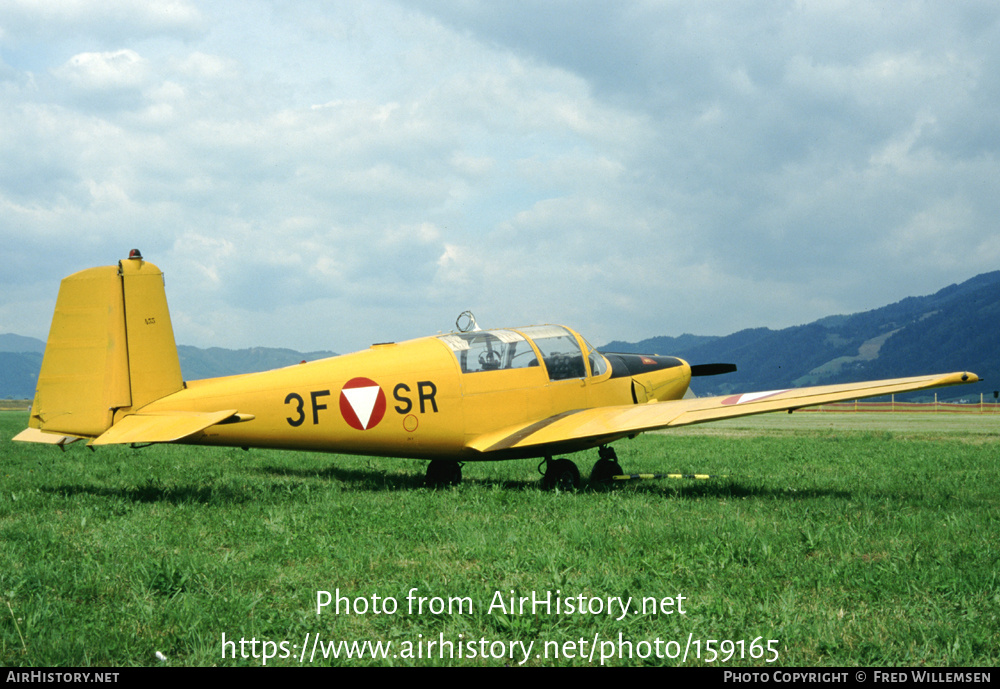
690,363,737,377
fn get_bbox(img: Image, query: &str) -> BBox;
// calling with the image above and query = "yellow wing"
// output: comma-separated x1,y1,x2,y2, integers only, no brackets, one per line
469,371,979,455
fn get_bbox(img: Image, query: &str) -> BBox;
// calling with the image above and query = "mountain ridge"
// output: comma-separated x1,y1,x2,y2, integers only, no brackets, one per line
603,271,999,400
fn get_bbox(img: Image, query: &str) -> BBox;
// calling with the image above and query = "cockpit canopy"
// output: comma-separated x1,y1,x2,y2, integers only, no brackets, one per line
438,325,608,381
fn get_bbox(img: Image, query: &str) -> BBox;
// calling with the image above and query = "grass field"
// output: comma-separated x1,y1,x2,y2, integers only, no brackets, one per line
1,410,997,666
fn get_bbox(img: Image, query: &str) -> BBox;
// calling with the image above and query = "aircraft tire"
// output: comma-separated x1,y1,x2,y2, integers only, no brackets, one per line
425,460,462,487
541,458,580,491
590,457,623,486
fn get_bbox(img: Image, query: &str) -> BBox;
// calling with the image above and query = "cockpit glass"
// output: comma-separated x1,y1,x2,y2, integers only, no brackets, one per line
515,325,587,381
440,326,606,380
438,330,537,373
582,337,609,377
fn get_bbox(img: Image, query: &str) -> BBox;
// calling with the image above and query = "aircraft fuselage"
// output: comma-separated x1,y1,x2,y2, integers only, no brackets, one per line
138,331,692,460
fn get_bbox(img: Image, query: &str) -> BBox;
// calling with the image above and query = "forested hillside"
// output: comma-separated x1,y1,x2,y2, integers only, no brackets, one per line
602,271,1000,401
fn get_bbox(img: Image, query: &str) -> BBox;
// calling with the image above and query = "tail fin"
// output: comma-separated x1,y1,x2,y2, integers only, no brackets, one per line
25,252,183,439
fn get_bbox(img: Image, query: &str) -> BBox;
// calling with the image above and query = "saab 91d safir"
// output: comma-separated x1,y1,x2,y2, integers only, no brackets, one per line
15,252,980,489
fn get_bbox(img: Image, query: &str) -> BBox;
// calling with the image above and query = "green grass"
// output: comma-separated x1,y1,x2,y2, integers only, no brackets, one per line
1,411,997,666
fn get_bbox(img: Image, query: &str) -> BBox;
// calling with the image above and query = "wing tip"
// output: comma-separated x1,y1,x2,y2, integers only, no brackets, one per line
948,371,980,385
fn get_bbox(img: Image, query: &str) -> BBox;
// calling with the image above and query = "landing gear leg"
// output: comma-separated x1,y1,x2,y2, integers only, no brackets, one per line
425,459,462,487
590,446,624,486
539,456,581,491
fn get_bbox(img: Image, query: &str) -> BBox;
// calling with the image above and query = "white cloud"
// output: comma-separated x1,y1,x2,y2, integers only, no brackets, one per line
54,49,150,91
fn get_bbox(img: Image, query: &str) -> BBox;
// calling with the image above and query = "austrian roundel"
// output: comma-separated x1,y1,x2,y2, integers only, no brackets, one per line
339,377,387,430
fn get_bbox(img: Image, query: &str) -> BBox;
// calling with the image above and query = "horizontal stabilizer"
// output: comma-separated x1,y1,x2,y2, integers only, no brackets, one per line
13,428,83,447
92,409,241,446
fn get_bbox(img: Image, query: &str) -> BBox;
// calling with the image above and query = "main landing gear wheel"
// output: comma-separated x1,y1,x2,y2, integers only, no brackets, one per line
425,460,462,487
539,457,580,491
590,446,623,486
590,446,625,486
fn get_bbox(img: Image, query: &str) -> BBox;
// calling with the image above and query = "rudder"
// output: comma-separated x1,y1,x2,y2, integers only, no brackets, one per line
119,254,184,411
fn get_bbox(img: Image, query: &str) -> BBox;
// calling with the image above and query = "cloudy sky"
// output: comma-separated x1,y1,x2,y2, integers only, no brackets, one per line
2,1,999,354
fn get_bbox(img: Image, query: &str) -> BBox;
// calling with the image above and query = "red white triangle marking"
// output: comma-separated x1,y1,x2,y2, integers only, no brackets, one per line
342,385,381,429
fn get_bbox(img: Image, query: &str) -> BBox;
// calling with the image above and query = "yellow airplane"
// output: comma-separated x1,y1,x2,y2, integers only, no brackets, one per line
15,251,981,489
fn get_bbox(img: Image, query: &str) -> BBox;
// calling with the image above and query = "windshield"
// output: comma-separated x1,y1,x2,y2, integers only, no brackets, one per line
582,337,609,377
